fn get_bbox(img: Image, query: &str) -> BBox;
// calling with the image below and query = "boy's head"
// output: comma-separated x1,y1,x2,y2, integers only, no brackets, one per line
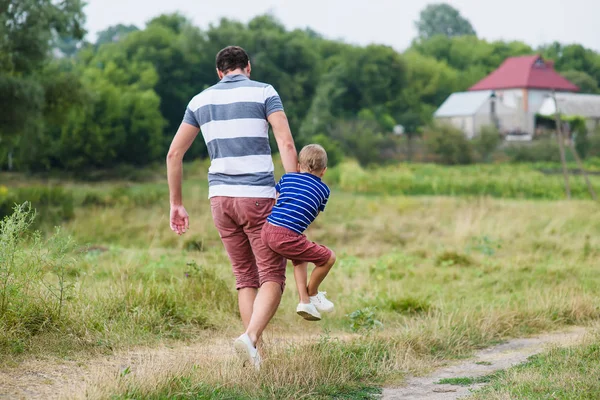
298,144,328,177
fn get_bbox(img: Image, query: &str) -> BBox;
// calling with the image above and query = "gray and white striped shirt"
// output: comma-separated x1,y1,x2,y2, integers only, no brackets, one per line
183,74,284,199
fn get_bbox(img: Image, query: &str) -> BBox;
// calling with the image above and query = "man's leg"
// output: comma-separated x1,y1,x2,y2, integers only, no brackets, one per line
210,197,260,329
243,198,287,346
238,288,257,329
245,281,282,345
308,253,336,296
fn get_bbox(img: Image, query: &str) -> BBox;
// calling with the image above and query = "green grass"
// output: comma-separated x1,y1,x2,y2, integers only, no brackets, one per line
2,159,600,398
470,339,600,399
437,374,496,386
329,160,600,199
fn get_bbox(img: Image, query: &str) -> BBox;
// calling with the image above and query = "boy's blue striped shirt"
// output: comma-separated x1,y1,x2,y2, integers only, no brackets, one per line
267,173,330,234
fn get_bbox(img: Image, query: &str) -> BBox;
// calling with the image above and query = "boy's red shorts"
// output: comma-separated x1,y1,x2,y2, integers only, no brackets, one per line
261,222,333,266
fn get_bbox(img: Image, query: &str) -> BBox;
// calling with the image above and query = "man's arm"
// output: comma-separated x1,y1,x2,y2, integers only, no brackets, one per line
268,111,298,173
166,122,199,234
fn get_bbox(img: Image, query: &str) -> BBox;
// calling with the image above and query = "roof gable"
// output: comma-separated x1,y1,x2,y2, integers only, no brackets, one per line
469,55,579,92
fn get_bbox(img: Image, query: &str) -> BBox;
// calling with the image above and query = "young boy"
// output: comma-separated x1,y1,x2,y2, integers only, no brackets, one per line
261,144,336,321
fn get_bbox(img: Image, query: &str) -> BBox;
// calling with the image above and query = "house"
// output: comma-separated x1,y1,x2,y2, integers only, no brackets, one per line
538,93,600,133
435,55,584,140
433,90,515,139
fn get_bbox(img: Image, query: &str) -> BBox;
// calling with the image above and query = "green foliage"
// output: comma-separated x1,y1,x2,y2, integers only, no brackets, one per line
0,186,74,226
0,204,79,352
329,120,396,167
330,160,600,199
347,307,383,332
424,123,474,165
399,51,459,132
3,5,600,173
561,70,599,94
95,24,139,46
0,0,85,74
415,3,477,39
504,139,562,163
473,125,502,162
540,42,600,86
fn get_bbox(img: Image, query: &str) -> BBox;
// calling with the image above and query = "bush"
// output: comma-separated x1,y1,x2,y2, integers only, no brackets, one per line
329,119,396,167
0,204,79,352
423,123,474,165
473,125,502,162
0,186,74,226
504,138,563,163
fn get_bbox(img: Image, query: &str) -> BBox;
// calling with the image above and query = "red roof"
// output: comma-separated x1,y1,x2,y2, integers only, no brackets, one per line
469,55,579,92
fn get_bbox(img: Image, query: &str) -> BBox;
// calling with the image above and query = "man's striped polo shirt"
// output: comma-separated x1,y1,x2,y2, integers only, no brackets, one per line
182,74,284,199
267,173,331,235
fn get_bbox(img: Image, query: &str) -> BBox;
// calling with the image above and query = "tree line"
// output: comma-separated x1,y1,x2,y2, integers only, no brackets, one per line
2,1,600,172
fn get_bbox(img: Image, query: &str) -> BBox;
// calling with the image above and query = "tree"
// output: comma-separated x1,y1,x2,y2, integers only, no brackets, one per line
0,0,85,170
398,51,459,132
415,3,476,40
539,43,600,85
95,24,139,46
561,70,599,94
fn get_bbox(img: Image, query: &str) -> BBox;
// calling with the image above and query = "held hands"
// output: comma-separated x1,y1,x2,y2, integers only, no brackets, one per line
170,205,189,235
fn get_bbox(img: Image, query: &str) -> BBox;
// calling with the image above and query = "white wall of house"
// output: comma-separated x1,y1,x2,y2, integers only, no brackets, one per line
496,89,524,110
528,90,552,113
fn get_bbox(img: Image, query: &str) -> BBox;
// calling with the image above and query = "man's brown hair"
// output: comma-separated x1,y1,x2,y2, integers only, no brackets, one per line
216,46,250,73
299,144,328,173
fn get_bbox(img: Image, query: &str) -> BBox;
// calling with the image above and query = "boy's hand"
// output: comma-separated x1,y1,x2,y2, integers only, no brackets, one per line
170,205,189,235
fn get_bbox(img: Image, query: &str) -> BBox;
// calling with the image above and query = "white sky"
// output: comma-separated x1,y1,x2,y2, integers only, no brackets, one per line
84,0,600,52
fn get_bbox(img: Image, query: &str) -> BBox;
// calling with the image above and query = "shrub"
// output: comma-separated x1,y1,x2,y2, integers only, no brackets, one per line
329,119,396,167
0,186,74,226
423,123,474,165
473,125,502,162
0,204,79,352
504,138,563,163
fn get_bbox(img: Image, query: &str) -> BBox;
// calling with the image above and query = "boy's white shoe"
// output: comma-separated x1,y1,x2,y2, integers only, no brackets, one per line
296,302,321,321
233,333,261,371
310,292,334,313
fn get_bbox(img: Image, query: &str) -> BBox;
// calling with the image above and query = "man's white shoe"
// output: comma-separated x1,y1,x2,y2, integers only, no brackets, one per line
296,302,321,321
310,292,334,313
233,333,261,371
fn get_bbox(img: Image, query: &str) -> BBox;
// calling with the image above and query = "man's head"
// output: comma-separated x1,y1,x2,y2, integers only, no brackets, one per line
216,46,251,79
298,144,328,177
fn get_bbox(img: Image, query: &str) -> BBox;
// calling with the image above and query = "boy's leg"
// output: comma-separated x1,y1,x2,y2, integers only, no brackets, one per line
293,262,310,303
308,252,336,296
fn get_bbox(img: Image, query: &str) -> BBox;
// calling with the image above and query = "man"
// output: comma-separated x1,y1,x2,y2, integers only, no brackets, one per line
166,46,297,369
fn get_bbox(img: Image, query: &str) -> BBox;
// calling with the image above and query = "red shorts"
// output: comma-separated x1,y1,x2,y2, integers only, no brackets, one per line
261,222,333,267
210,197,286,291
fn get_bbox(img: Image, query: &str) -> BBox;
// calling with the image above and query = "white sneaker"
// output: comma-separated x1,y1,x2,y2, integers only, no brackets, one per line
233,333,261,371
296,302,322,321
310,292,334,313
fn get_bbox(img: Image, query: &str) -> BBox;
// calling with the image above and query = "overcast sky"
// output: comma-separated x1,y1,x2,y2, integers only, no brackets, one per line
84,0,600,52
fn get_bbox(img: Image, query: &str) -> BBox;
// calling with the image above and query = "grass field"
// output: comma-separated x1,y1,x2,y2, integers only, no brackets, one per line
1,160,600,398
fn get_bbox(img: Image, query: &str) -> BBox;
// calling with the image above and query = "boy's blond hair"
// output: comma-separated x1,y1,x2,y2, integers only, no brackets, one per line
299,144,328,173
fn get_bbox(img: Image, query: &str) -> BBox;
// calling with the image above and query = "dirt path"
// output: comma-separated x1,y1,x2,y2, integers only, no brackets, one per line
0,327,588,400
382,326,588,400
0,336,235,400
